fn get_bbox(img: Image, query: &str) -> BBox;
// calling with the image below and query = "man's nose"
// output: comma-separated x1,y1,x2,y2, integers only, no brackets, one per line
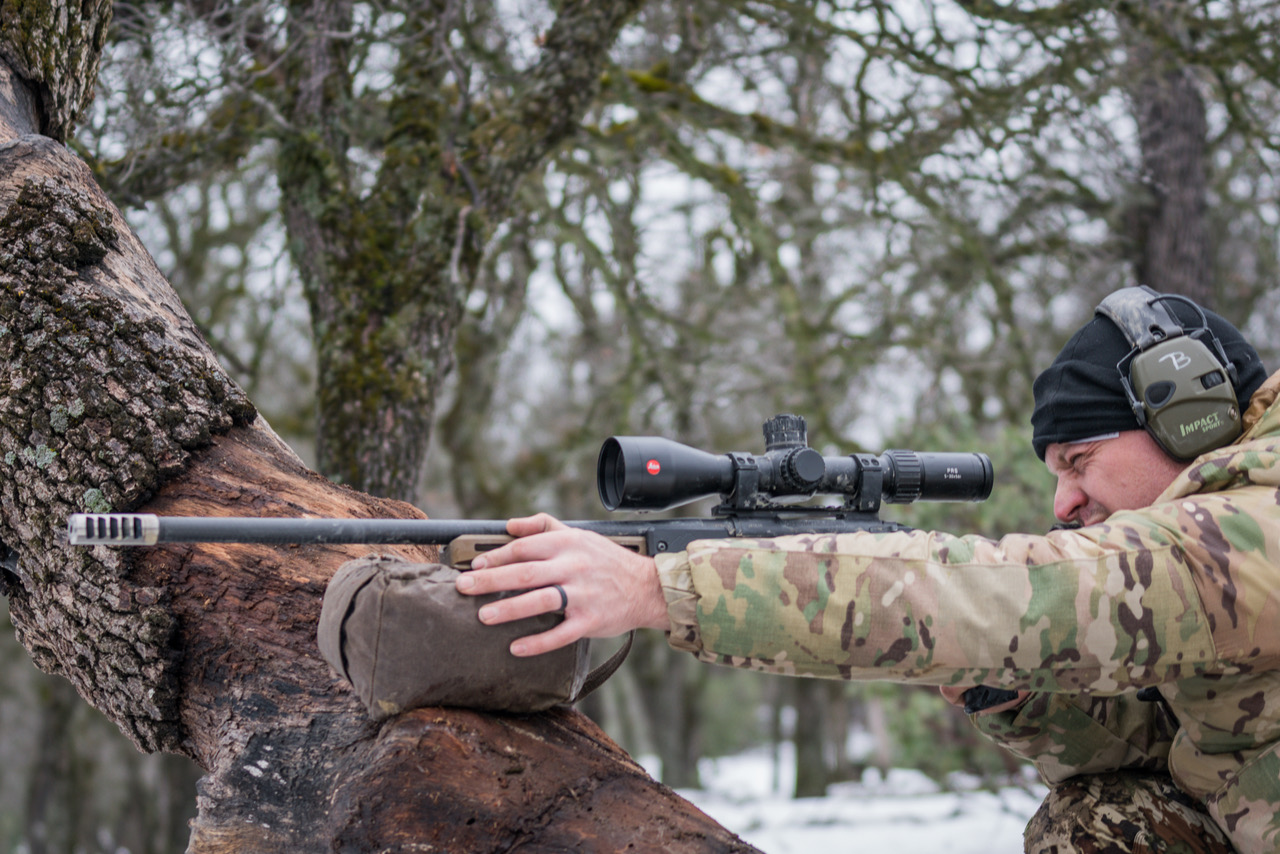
1053,479,1086,524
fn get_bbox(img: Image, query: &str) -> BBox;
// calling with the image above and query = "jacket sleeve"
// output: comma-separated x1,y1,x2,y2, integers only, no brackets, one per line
967,690,1176,784
652,507,1236,691
653,523,1198,783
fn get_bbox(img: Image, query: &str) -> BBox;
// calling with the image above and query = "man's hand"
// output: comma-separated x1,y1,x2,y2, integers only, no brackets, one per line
454,514,669,657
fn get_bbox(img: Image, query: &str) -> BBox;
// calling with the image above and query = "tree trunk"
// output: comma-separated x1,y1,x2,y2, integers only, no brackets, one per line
792,680,832,798
1120,0,1212,305
0,49,759,854
277,0,645,502
24,677,88,854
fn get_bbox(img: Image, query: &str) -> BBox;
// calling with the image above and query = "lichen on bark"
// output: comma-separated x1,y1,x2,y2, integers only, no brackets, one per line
0,162,256,751
0,0,112,141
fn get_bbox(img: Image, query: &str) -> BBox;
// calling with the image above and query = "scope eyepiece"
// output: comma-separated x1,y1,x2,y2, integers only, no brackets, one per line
880,450,994,504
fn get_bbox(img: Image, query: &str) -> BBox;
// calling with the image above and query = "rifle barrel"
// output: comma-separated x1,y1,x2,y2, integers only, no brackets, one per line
68,514,515,546
66,510,904,554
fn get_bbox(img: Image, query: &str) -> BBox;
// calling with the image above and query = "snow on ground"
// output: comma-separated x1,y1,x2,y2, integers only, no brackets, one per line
648,744,1047,854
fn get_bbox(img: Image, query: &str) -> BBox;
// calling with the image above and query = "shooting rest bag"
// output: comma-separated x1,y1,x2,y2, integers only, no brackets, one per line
317,554,630,717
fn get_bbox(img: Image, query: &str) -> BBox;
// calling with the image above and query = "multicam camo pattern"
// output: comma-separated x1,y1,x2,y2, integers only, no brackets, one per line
655,371,1280,853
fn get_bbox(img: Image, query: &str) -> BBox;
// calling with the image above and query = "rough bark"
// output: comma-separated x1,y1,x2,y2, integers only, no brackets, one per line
0,0,110,141
0,41,758,854
1120,0,1212,305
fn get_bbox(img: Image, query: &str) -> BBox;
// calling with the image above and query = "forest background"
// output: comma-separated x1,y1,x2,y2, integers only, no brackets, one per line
1,0,1278,849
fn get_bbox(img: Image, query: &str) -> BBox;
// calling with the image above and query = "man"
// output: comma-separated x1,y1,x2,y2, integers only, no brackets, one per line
456,287,1277,852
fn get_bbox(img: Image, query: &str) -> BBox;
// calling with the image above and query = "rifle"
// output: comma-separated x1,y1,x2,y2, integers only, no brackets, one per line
67,414,1015,708
68,415,993,562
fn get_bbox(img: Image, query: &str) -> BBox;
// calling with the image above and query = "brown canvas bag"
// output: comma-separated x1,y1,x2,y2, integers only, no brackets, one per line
317,553,629,717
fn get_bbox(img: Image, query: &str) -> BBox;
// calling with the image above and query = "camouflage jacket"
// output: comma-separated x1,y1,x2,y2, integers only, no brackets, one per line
655,371,1280,852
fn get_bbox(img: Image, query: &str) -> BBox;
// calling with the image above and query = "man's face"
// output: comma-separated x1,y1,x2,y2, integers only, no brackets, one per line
1044,430,1188,526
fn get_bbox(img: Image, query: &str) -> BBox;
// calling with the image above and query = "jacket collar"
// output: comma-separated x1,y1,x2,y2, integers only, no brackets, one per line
1157,368,1280,500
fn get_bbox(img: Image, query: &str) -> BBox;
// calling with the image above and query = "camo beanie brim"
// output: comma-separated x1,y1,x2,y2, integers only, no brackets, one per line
1031,300,1268,461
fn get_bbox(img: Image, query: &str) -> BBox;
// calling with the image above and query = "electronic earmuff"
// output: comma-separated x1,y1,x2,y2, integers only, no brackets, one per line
1095,286,1241,461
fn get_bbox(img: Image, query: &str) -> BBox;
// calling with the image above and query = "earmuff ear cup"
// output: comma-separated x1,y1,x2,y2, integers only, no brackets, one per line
1127,337,1241,460
1097,286,1244,461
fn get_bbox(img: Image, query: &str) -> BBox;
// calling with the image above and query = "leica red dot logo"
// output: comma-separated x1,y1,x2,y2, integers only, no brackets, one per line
646,459,661,476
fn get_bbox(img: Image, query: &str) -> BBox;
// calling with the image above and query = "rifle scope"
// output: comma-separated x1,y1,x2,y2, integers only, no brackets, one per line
597,414,993,512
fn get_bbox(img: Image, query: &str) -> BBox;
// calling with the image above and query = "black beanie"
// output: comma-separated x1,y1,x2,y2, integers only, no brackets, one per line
1031,297,1268,461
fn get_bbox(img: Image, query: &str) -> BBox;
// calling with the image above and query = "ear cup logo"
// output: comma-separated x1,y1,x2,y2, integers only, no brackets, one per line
1180,412,1224,439
1159,351,1192,371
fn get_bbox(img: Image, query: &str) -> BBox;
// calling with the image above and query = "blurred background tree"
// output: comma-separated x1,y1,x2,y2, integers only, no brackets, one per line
2,0,1278,846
